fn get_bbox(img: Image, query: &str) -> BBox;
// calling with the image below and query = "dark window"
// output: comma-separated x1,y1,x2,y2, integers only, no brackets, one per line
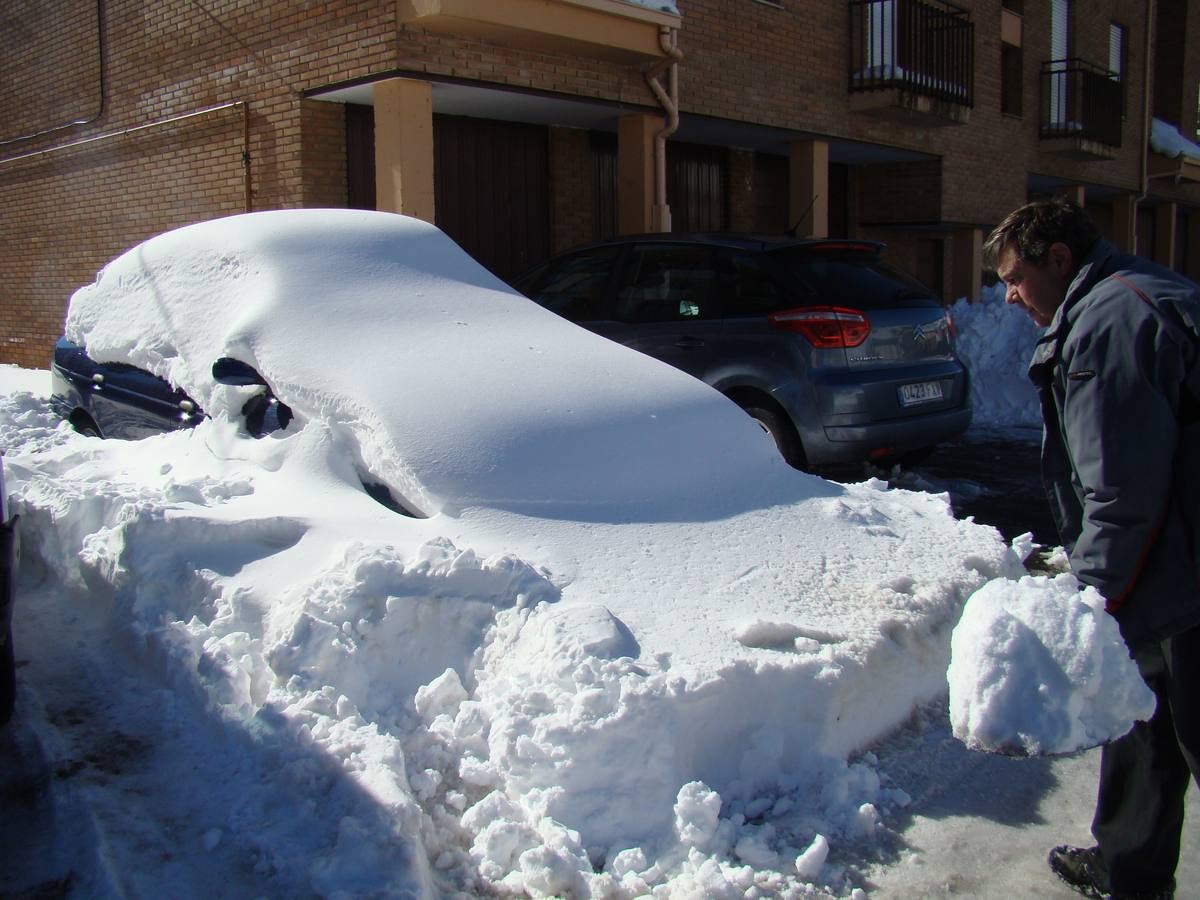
591,132,618,241
753,154,789,234
1001,0,1022,11
615,245,719,323
916,237,945,300
346,103,376,210
433,114,550,281
719,252,787,315
1109,21,1127,117
1138,206,1157,261
515,247,620,321
1001,43,1023,116
667,144,729,232
773,248,939,310
1109,22,1125,81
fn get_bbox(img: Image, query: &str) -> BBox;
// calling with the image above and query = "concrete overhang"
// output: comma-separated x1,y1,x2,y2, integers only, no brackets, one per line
397,0,680,62
309,77,938,168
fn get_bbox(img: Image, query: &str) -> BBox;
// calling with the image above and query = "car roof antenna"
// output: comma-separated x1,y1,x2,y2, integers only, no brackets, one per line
788,195,819,238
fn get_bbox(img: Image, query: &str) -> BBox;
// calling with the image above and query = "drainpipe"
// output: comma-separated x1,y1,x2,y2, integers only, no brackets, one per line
1136,0,1155,254
0,101,253,213
644,26,682,233
0,0,107,148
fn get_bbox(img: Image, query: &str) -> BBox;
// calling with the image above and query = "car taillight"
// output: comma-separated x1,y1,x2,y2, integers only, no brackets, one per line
945,310,957,339
769,306,871,348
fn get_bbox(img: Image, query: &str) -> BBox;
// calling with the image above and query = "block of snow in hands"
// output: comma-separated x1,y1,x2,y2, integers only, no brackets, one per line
947,573,1156,756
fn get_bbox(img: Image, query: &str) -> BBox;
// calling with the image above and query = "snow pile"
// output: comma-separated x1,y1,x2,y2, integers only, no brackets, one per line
949,283,1042,431
623,0,680,13
0,208,1071,896
1151,117,1200,161
0,365,47,396
947,573,1156,757
4,394,1014,896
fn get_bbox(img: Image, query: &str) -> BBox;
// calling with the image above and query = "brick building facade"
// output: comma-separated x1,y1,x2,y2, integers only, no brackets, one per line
3,0,1200,368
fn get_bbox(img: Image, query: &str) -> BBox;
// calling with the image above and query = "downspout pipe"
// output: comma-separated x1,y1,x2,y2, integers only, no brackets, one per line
1136,0,1155,254
645,26,682,233
0,0,107,148
0,101,253,213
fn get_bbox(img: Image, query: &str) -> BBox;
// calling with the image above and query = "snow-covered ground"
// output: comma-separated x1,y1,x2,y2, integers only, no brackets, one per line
1,216,1197,899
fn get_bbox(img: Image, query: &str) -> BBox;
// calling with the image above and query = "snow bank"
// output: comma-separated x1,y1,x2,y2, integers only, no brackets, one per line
4,209,1030,896
947,573,1156,757
948,283,1042,432
4,403,1014,895
622,0,679,13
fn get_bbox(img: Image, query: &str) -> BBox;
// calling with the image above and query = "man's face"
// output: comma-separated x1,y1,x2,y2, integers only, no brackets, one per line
996,243,1074,327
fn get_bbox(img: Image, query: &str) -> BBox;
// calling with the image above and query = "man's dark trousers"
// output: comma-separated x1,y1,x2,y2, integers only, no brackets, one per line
1092,621,1200,893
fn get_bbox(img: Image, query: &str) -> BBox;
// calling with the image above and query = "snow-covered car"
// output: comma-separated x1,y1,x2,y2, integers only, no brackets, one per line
0,452,17,724
18,208,1018,895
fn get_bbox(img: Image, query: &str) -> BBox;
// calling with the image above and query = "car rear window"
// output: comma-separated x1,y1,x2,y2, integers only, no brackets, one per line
771,248,940,310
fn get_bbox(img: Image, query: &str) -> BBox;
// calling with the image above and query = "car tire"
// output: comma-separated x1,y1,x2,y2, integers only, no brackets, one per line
743,405,807,469
72,418,101,438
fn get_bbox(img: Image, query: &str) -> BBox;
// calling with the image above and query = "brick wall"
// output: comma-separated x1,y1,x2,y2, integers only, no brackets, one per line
1,106,248,365
4,0,1200,367
549,127,594,253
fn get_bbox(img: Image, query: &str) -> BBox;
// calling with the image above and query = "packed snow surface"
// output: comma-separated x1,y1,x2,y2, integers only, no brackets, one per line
948,574,1156,757
0,209,1156,897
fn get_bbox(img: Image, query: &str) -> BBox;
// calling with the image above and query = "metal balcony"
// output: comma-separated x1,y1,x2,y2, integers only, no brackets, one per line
1040,58,1123,158
848,0,973,125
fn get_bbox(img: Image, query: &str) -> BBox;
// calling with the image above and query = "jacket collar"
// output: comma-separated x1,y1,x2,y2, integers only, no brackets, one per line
1044,239,1118,333
1028,240,1116,378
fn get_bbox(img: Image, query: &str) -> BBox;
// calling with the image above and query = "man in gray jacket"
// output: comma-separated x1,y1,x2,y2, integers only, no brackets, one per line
984,198,1200,900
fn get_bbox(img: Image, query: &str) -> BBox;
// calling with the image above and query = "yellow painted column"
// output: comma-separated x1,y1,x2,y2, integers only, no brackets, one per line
1156,203,1178,268
789,140,829,238
1112,194,1137,253
374,78,435,222
952,226,983,303
618,114,657,234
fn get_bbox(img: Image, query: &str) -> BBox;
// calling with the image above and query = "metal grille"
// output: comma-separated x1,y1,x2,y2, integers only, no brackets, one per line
1039,58,1123,146
848,0,974,107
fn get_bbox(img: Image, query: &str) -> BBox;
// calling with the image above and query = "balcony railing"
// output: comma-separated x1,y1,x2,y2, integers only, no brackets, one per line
849,0,974,108
1040,58,1122,148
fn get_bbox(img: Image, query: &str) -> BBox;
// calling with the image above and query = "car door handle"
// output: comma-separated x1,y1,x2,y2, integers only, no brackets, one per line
675,337,706,350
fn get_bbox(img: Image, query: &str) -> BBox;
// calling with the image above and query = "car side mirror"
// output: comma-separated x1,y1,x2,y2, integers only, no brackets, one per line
212,357,267,387
212,358,293,437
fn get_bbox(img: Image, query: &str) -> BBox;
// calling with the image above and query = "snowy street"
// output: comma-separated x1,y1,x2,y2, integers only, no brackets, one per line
6,544,1199,899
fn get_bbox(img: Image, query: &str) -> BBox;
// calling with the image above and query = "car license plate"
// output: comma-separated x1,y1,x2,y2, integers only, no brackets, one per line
899,380,943,407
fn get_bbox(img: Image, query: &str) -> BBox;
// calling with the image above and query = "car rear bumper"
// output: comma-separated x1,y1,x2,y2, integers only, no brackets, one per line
811,404,972,465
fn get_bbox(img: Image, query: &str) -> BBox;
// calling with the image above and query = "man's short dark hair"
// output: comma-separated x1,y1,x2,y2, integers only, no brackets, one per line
982,197,1101,272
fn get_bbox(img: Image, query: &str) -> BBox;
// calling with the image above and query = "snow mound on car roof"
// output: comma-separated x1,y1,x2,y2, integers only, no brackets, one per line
66,209,786,517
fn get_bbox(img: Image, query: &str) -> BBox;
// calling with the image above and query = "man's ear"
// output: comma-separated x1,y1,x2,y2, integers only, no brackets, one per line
1046,241,1074,275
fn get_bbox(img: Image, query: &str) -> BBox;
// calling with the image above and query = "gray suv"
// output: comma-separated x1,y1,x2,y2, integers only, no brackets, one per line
514,234,970,470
